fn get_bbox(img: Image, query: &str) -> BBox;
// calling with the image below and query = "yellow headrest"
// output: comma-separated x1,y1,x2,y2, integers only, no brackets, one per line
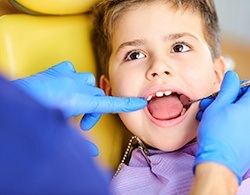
0,14,96,78
8,0,101,15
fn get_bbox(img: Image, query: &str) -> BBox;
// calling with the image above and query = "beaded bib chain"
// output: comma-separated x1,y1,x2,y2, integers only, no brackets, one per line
113,136,151,178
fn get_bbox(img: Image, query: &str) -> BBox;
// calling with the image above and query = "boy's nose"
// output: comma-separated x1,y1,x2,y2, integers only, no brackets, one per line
146,60,175,80
150,71,170,77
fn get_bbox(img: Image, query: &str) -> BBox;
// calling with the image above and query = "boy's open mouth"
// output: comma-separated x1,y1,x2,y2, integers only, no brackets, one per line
147,91,191,120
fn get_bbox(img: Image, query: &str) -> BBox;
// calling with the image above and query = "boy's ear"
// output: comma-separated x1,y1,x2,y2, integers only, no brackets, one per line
213,55,226,86
100,75,112,95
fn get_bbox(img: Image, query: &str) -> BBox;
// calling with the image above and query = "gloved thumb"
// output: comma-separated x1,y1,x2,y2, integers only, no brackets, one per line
214,71,240,107
80,113,102,131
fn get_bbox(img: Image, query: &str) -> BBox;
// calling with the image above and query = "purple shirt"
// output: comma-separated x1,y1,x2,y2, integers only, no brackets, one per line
110,142,250,194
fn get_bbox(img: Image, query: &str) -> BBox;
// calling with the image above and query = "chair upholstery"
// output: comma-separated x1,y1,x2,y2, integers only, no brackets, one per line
0,14,95,78
8,0,100,15
0,1,129,171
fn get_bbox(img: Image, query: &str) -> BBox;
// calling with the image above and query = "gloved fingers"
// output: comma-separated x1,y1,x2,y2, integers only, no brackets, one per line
80,113,102,131
199,98,214,111
42,62,97,87
83,84,105,96
90,96,147,113
50,62,97,86
83,138,99,156
196,110,203,121
196,98,214,121
74,72,96,86
56,85,106,117
214,70,240,106
39,61,97,88
197,78,249,111
78,97,147,130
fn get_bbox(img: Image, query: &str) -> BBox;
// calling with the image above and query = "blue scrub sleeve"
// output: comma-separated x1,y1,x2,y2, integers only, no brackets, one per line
0,74,110,194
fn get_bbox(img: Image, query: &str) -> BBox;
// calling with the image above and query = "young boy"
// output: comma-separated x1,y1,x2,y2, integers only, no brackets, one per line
92,0,250,194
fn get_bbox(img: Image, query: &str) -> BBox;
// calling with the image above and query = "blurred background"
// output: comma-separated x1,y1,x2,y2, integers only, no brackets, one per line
0,0,250,79
215,0,250,79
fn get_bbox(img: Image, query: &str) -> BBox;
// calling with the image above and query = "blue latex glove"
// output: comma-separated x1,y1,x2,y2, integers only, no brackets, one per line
194,70,250,184
196,79,248,121
13,61,147,131
13,61,147,156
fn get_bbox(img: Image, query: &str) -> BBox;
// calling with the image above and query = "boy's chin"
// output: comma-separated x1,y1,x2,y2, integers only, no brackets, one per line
152,137,197,152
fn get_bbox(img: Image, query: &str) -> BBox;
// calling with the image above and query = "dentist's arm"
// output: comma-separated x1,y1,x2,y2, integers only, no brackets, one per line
0,74,111,194
191,71,250,194
190,163,238,195
13,61,147,130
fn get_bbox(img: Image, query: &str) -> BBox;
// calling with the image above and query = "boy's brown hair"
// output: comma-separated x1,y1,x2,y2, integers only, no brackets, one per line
92,0,220,77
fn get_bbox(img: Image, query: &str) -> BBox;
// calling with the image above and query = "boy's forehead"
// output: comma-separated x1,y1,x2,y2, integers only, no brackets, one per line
111,2,205,45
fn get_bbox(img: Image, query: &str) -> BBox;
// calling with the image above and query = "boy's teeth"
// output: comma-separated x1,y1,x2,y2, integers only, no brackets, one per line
147,95,153,101
164,91,172,96
180,108,187,116
156,91,172,97
147,91,173,101
156,92,164,97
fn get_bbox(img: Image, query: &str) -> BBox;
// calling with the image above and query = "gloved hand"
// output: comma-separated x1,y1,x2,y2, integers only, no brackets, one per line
196,79,248,121
13,61,147,129
13,61,147,156
194,70,250,184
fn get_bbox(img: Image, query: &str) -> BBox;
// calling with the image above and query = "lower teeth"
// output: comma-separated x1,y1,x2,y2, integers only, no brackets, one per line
180,108,187,116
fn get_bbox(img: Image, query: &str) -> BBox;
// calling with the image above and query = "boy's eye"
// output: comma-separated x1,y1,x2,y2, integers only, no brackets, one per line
125,51,146,61
171,42,191,53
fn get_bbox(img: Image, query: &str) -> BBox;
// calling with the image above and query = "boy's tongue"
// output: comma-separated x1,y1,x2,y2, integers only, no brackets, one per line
147,94,183,120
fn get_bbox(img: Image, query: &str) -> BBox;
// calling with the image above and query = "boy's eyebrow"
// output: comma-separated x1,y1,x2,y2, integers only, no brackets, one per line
116,39,145,54
164,32,198,41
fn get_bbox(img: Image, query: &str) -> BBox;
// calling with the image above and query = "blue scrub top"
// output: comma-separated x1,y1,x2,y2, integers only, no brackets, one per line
0,74,110,194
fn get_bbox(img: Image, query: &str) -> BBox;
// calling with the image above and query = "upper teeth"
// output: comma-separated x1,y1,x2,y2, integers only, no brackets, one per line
156,91,164,97
147,90,172,101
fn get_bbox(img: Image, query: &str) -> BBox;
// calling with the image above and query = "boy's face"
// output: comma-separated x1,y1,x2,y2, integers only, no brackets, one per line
100,2,225,151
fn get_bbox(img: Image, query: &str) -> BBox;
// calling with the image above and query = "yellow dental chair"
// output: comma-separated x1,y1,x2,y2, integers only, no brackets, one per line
0,0,130,173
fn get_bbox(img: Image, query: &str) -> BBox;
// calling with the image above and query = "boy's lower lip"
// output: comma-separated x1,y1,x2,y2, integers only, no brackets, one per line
144,106,188,127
